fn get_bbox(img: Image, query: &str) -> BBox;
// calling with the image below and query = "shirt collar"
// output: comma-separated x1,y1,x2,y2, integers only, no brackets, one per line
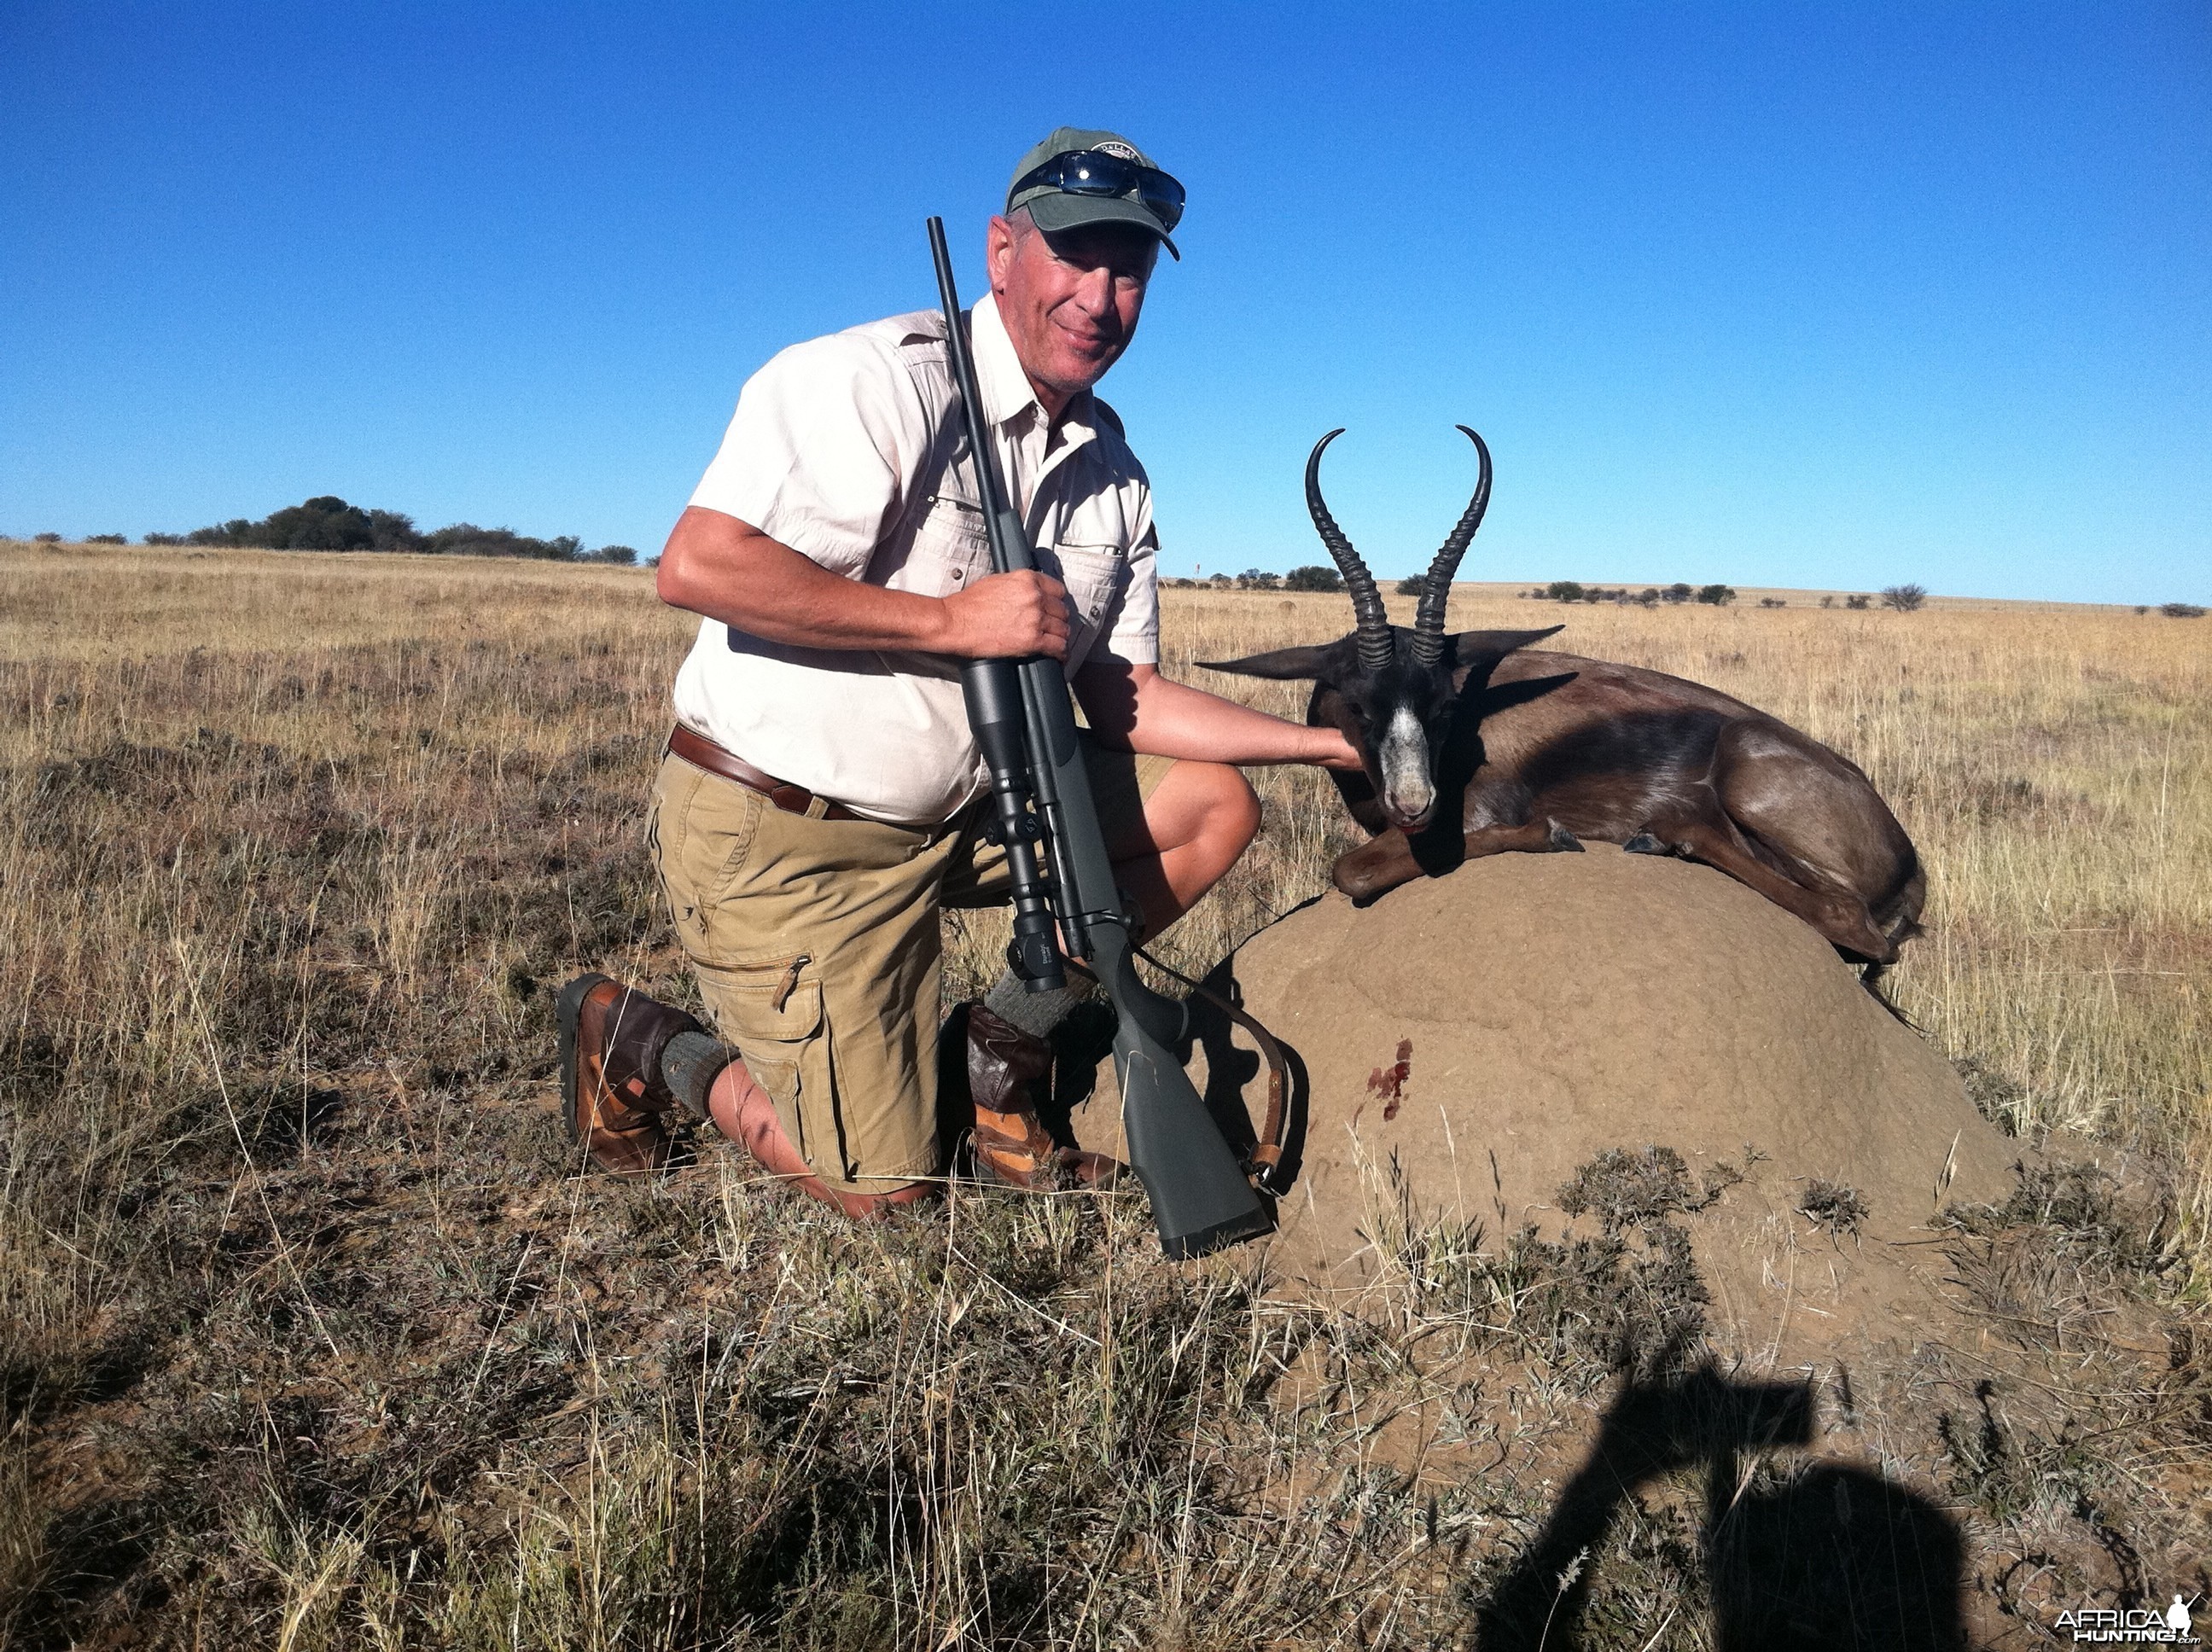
971,291,1097,442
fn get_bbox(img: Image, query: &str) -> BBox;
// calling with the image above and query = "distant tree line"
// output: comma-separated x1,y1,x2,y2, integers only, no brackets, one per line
134,496,638,565
1520,580,1937,612
1163,566,1346,593
1528,581,1738,608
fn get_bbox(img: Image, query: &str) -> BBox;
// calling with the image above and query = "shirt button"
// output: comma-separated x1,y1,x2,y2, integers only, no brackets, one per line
952,569,964,582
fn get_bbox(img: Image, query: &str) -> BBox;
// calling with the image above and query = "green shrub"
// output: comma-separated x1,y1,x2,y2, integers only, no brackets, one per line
167,499,616,561
1695,584,1736,607
369,509,426,551
1284,564,1343,593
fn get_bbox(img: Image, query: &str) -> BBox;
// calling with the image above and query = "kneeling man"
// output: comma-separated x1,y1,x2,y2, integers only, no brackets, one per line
561,128,1356,1216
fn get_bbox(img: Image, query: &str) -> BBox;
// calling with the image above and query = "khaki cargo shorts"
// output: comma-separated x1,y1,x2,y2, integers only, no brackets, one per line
649,738,1176,1191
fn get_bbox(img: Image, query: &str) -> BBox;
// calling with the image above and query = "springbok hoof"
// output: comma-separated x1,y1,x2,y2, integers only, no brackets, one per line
1546,821,1584,852
1622,832,1666,855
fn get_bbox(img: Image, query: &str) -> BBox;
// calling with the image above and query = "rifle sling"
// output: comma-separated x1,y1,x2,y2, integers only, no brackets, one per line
1071,949,1291,1195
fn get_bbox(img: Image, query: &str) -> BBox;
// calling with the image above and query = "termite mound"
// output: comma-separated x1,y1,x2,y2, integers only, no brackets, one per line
1167,843,2017,1364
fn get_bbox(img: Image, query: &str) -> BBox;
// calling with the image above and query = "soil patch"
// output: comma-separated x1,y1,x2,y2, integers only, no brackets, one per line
1173,845,2019,1364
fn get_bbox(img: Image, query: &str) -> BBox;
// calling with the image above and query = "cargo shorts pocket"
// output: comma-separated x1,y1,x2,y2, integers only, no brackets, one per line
649,753,765,948
701,955,841,1177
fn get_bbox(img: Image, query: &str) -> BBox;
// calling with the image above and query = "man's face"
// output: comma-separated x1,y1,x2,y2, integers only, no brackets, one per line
986,213,1158,413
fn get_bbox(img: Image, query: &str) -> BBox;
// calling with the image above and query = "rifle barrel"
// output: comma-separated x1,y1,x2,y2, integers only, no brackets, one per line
924,216,1273,1259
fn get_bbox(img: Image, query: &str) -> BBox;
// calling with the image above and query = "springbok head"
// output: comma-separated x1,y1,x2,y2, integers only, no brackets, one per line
1202,426,1557,834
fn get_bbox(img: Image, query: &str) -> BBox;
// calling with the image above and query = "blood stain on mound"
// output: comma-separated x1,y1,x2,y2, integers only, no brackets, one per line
1368,1038,1413,1120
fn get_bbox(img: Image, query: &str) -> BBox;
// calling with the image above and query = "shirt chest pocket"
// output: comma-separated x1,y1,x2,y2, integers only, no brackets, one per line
1044,543,1126,661
901,494,991,597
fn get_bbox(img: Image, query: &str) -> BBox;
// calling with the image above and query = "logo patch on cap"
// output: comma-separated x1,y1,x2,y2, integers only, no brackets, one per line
1091,141,1141,162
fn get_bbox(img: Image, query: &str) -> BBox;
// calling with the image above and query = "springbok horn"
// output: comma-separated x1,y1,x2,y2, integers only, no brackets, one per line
1305,429,1394,673
1408,426,1493,666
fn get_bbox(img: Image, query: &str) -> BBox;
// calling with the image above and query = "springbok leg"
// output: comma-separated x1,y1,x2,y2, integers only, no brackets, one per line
1656,815,1897,963
1709,719,1927,943
1332,819,1564,903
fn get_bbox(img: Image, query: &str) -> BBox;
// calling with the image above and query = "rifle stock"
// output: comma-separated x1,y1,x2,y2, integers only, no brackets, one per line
926,217,1272,1259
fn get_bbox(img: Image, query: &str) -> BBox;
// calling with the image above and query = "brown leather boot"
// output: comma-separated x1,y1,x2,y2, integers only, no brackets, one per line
959,1003,1122,1191
556,973,710,1176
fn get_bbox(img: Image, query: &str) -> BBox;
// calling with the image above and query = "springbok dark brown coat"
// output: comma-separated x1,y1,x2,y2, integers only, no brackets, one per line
1203,428,1924,968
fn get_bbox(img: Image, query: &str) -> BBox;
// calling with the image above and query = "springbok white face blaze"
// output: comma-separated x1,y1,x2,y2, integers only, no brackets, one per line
1378,704,1435,827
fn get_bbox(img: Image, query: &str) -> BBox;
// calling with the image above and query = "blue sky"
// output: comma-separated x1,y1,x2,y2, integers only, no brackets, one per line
3,2,2206,602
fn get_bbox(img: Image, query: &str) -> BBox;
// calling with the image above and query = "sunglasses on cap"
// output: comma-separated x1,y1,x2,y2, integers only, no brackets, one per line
1012,149,1185,233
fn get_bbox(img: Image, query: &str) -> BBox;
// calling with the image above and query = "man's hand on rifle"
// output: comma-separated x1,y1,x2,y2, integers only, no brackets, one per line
658,507,1074,661
940,568,1072,660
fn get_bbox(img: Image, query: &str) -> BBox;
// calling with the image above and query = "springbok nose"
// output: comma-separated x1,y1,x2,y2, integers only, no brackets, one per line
1377,706,1435,830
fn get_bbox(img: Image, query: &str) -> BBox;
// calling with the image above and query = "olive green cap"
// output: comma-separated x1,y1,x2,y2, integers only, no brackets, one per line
1005,126,1181,260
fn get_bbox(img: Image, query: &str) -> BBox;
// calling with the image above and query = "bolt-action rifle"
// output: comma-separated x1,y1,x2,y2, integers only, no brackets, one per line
926,217,1273,1259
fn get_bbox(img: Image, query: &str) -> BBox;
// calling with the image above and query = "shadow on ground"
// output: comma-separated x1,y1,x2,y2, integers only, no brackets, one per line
1476,1360,1964,1651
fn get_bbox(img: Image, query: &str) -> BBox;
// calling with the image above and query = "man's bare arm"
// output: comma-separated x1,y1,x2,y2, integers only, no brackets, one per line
1073,660,1362,769
655,505,1072,660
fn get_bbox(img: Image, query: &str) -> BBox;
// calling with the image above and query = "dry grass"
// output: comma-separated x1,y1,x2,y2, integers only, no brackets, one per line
1,538,2207,1647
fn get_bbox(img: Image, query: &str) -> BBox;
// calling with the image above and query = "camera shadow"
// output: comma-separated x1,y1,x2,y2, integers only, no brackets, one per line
1476,1361,1965,1651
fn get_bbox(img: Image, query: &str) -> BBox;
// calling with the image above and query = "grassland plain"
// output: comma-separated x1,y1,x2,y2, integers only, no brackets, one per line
1,539,2206,1648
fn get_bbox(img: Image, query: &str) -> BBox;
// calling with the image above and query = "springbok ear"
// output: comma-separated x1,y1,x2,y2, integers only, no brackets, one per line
1452,626,1564,666
1196,646,1336,680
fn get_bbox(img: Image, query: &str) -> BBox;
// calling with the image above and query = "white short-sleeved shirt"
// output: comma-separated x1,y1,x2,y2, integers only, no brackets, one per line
671,293,1161,825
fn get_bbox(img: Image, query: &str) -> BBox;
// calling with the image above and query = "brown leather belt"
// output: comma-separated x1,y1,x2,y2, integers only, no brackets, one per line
667,724,861,822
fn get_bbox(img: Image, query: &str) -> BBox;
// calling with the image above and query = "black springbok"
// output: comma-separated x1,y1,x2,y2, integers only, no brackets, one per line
1202,428,1924,968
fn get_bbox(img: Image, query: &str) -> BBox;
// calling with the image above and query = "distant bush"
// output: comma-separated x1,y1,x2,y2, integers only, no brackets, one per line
1844,594,1871,610
1881,584,1929,613
369,509,427,551
160,497,632,562
1543,580,1586,602
1284,565,1344,594
1236,568,1280,590
33,532,61,544
1395,575,1425,596
2160,602,2206,619
87,533,127,544
184,495,373,550
1636,588,1660,607
1662,583,1692,605
422,524,581,560
1819,595,1835,608
1759,596,1786,608
1696,584,1736,607
1207,572,1231,586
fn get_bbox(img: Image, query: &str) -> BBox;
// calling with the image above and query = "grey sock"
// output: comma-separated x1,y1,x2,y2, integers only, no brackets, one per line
981,966,1100,1044
660,1029,735,1120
